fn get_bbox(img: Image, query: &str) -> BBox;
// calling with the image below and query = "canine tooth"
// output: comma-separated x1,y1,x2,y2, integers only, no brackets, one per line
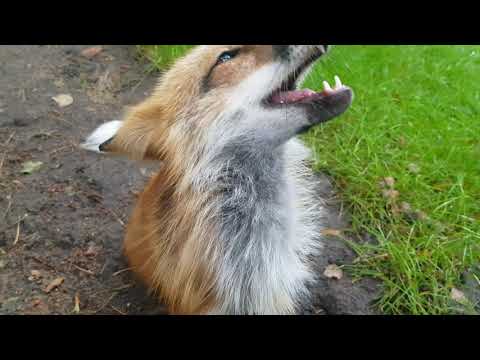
334,75,342,89
323,81,333,92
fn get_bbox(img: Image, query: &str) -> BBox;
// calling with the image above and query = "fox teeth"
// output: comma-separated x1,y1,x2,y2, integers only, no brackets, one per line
334,75,343,89
323,80,333,92
323,76,345,92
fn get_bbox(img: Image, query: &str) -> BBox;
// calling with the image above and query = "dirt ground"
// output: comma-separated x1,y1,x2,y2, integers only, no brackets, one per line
0,45,380,315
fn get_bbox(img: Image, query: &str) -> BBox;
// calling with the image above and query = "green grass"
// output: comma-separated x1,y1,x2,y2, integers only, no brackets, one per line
140,45,480,314
137,45,193,71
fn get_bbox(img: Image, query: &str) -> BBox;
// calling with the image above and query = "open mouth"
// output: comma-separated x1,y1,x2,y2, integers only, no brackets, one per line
264,52,352,111
266,75,349,106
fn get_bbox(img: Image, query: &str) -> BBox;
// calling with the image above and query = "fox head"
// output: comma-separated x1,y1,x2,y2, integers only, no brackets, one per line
82,45,352,162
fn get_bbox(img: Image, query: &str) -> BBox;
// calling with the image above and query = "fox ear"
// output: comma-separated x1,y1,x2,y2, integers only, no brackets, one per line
82,100,168,161
81,119,160,162
81,120,123,154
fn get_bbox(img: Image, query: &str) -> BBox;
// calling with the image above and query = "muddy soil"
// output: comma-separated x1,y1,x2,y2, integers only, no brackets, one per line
0,45,380,315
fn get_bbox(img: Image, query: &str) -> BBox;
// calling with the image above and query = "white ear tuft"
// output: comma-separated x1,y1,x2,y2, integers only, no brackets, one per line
81,120,123,153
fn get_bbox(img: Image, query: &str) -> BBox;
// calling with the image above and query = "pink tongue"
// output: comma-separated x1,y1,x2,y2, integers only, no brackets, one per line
271,89,317,104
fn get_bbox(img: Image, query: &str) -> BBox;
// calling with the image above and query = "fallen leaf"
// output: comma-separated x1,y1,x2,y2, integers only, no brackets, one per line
390,203,401,216
80,46,103,59
324,264,343,280
321,229,343,237
21,161,43,174
44,277,64,293
32,299,42,307
382,189,400,200
52,94,73,108
383,177,396,188
407,163,421,174
73,293,80,314
31,270,42,279
28,269,42,281
451,288,468,304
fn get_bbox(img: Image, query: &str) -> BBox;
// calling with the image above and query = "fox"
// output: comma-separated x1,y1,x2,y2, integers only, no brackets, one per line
81,45,353,315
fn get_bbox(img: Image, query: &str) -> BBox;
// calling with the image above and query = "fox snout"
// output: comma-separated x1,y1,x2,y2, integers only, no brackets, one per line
272,45,329,61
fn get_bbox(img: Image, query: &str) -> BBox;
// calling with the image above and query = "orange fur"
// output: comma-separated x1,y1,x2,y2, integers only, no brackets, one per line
118,100,220,314
123,171,218,314
102,46,282,314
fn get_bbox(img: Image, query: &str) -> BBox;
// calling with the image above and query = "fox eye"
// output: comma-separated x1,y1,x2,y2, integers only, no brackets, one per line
203,48,242,92
216,49,240,65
